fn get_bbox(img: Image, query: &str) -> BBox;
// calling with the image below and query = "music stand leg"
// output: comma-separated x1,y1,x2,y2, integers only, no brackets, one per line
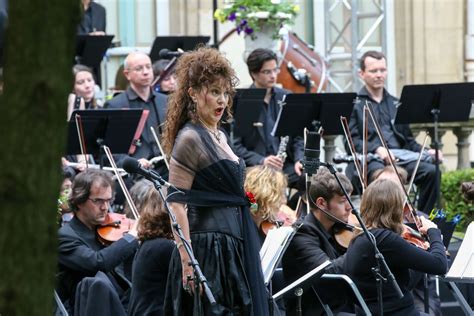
431,108,441,209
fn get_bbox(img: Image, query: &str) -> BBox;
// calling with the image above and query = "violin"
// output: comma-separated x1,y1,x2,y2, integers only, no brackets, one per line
260,220,280,236
97,213,136,246
334,213,362,249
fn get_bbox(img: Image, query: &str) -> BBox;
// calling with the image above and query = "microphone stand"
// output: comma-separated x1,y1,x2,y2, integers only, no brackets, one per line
147,175,216,308
305,159,404,316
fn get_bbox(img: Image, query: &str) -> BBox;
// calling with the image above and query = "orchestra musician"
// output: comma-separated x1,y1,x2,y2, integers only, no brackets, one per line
57,169,138,314
162,47,269,315
105,52,168,173
152,59,177,95
344,178,448,315
67,64,101,120
127,180,174,316
243,165,293,243
282,167,354,315
233,48,304,190
349,50,442,214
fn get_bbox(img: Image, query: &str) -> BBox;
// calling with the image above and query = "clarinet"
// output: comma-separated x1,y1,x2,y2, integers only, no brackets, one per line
277,136,290,163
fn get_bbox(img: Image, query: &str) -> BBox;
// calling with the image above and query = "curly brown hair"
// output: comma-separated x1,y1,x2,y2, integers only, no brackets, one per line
162,46,239,155
133,180,173,241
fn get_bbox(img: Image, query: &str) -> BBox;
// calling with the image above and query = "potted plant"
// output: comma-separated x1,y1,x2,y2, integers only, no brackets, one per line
215,0,299,57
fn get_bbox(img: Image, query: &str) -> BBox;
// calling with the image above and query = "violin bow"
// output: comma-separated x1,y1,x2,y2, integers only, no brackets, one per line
103,146,140,220
150,55,179,88
406,135,429,198
74,113,89,169
340,116,365,191
364,101,422,232
150,126,169,170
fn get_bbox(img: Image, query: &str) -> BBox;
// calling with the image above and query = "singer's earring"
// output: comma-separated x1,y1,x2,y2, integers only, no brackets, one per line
192,100,197,113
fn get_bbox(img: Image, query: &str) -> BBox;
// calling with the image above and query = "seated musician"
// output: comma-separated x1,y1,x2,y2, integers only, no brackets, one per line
152,59,176,95
57,169,138,314
372,166,443,316
233,48,304,190
127,180,174,316
282,167,354,315
344,179,447,316
348,50,442,214
105,52,168,175
244,165,294,244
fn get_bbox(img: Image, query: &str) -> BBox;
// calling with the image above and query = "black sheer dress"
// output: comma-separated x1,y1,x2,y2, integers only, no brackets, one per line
164,122,269,316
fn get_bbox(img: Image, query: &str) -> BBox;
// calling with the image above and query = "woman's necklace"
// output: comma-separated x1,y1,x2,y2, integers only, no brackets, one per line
198,118,221,143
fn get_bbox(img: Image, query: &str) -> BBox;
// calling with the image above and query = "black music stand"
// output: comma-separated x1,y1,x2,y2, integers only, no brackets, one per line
149,36,210,62
75,35,114,85
271,93,357,137
66,109,144,164
223,88,266,142
395,83,474,207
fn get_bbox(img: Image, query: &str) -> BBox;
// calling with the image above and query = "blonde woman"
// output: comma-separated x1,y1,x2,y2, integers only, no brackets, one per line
344,179,447,315
244,165,294,241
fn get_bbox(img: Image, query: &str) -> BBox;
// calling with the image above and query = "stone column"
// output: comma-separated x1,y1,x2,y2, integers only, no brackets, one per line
452,127,472,169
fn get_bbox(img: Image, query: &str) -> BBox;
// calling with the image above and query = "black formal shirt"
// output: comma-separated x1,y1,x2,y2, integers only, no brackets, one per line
128,238,174,316
282,212,348,315
344,228,447,315
57,216,139,303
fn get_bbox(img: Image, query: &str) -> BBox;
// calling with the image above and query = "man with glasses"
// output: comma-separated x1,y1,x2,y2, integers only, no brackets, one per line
106,52,168,171
348,50,440,214
234,48,304,189
57,169,138,314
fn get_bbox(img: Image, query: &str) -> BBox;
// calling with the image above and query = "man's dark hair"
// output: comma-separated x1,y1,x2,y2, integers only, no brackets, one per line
68,169,114,212
309,167,352,209
359,50,386,71
246,48,278,79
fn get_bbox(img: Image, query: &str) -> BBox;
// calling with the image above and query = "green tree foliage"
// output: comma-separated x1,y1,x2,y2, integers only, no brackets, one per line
0,1,80,314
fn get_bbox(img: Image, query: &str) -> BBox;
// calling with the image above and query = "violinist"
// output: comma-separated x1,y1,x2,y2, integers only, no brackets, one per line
57,169,138,314
128,180,174,316
243,165,291,244
282,167,353,315
372,166,443,315
349,50,441,214
343,179,448,316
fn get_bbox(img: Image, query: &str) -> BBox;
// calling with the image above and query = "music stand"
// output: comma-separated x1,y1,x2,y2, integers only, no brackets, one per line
149,36,210,62
271,93,357,137
75,35,114,68
395,83,474,207
66,109,144,158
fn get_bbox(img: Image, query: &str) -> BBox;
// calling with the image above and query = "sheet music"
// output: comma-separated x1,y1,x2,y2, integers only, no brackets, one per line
260,226,294,285
446,222,474,281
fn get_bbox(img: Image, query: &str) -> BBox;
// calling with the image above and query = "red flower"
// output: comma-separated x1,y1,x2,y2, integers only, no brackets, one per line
246,191,256,204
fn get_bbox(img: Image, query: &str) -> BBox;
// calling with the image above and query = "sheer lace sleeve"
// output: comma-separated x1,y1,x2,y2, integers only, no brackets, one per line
168,126,205,192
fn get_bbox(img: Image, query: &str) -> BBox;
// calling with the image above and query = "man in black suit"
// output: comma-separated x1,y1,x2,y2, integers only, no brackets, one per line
349,50,441,214
78,0,106,35
233,48,304,188
57,169,138,313
105,52,168,171
282,167,353,315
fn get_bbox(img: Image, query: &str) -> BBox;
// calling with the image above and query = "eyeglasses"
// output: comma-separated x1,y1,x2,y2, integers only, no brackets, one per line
260,68,280,75
129,64,152,73
88,198,113,206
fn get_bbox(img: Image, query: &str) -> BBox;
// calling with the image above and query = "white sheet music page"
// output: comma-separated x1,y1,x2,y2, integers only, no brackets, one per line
260,226,294,285
446,221,474,281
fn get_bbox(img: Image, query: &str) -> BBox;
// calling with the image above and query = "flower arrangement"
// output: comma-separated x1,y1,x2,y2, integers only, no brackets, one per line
214,0,300,39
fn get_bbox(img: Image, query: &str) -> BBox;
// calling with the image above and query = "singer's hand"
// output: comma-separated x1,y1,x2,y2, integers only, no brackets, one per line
263,155,284,170
137,158,151,169
375,146,395,164
294,161,303,176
